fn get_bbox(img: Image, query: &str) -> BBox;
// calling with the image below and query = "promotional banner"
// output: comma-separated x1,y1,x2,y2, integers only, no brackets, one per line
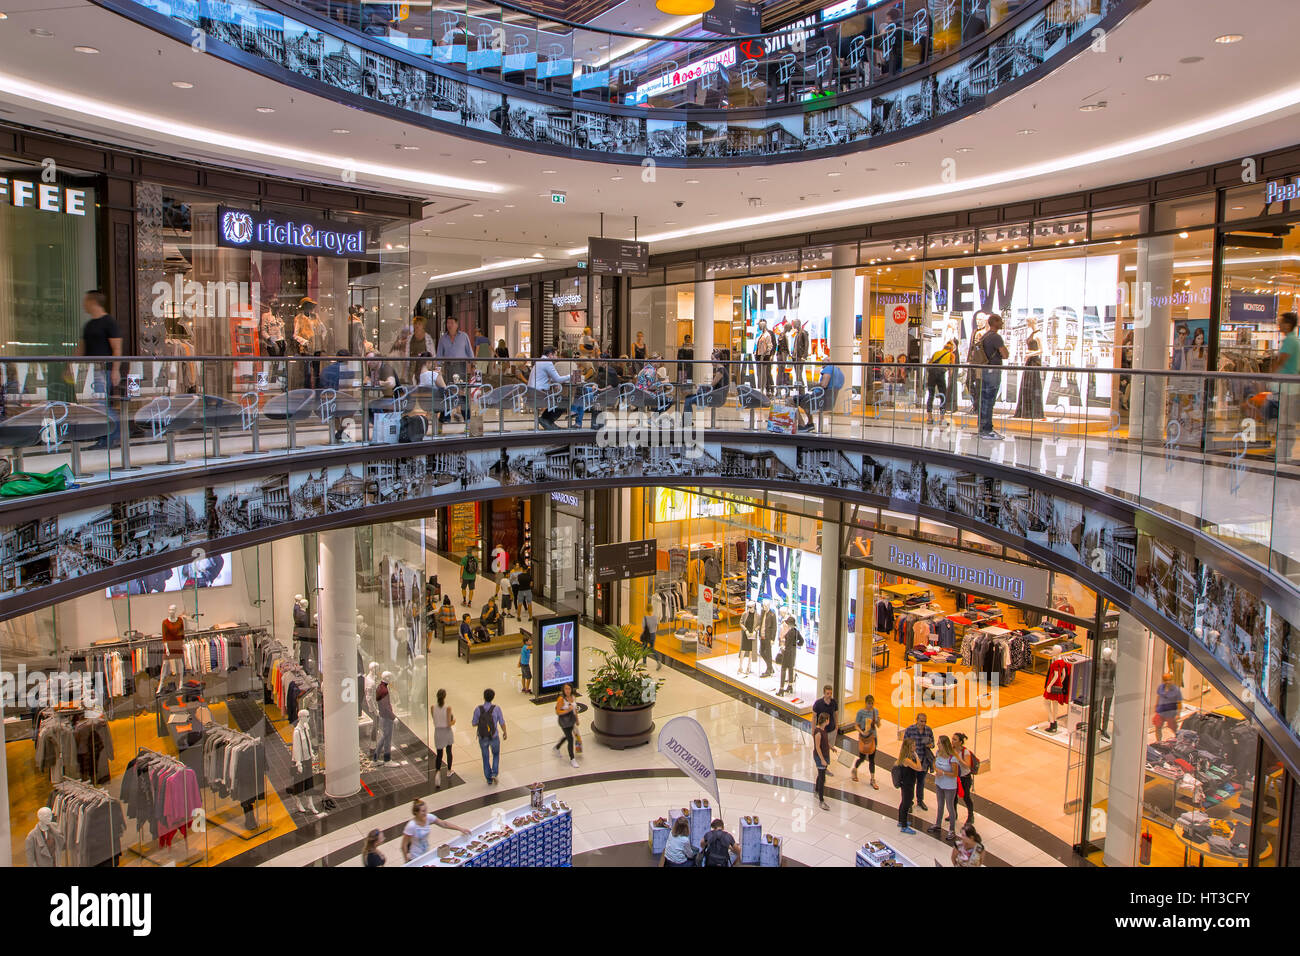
537,614,578,693
657,716,721,808
746,538,820,671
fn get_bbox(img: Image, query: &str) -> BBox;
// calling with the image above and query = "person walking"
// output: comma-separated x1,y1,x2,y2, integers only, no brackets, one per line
641,601,663,670
519,634,533,695
460,547,479,607
471,688,507,784
953,731,976,826
699,818,738,867
373,671,396,765
660,817,697,867
401,798,470,862
852,694,880,788
78,290,122,449
812,711,832,811
928,735,960,841
361,828,386,867
903,712,935,812
435,315,474,385
515,563,534,620
895,738,924,835
812,684,837,777
925,339,957,424
430,688,455,789
554,682,580,768
977,313,1009,440
950,823,985,867
1153,672,1182,742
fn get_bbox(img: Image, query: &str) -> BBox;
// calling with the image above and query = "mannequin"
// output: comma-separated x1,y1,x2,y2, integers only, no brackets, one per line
25,807,65,867
1097,645,1116,739
160,604,187,690
738,602,757,676
355,612,369,641
363,661,381,750
373,672,396,765
289,709,322,815
292,594,309,628
778,615,803,696
1014,317,1044,419
758,601,777,678
1042,655,1070,733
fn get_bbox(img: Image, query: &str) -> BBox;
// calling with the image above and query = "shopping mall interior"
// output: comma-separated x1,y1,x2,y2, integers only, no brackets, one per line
0,0,1298,891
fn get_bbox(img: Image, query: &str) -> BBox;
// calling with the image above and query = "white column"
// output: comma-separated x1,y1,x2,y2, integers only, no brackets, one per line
1129,235,1174,443
693,279,715,385
818,503,843,722
1102,613,1153,867
319,528,361,799
830,245,858,411
0,649,10,865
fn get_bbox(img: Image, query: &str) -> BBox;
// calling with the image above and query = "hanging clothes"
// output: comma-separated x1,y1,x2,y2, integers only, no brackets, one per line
48,781,126,866
1044,658,1072,703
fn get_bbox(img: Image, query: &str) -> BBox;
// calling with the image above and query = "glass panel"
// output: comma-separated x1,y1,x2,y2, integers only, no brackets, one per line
1091,205,1146,239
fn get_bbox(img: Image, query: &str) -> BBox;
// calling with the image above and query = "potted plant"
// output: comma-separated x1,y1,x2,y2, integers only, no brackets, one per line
586,626,664,749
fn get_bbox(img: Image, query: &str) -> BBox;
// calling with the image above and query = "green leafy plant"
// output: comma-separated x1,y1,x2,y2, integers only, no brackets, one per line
587,625,664,710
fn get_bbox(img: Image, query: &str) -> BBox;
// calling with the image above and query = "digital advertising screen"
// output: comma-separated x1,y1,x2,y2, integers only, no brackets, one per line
106,553,232,598
537,613,579,694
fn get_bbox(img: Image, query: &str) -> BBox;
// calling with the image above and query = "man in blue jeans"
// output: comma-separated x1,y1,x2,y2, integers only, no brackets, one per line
471,688,508,784
977,313,1009,440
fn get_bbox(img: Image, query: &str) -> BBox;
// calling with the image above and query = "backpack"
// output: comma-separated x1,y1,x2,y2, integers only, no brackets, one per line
397,413,426,443
890,762,904,789
965,748,981,775
464,553,478,577
476,703,497,739
702,831,732,867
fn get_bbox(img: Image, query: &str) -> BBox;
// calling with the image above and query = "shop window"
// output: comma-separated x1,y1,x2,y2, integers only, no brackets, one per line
1090,205,1146,239
859,237,922,265
1032,215,1088,248
926,229,976,257
1224,180,1299,222
976,222,1029,253
1154,194,1216,232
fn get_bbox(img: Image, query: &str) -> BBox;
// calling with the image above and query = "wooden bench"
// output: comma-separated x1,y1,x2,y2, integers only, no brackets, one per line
459,630,529,662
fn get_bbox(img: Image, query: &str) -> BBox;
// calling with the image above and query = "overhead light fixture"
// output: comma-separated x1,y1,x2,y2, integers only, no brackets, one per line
471,158,487,164
398,144,419,150
610,175,624,181
685,178,700,184
504,204,515,208
473,213,484,217
255,106,275,113
654,0,715,15
1179,231,1189,238
331,128,350,134
1079,101,1107,112
542,169,557,174
1214,34,1243,44
171,81,193,88
895,161,909,167
955,147,973,153
74,45,99,54
29,27,53,37
1017,128,1035,135
1146,72,1171,82
0,13,8,20
827,171,841,177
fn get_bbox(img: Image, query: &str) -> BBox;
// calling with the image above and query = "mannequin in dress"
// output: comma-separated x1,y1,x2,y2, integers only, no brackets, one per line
738,601,757,676
363,662,381,750
1097,645,1116,739
1014,317,1044,419
160,604,187,690
1042,656,1070,733
25,807,65,867
290,710,322,815
758,600,778,678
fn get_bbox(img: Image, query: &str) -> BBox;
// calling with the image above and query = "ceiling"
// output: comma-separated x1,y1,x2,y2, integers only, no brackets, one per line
0,0,1297,287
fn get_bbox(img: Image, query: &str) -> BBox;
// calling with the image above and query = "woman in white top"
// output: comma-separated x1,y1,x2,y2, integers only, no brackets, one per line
659,816,697,867
430,689,456,788
950,823,985,867
401,798,469,862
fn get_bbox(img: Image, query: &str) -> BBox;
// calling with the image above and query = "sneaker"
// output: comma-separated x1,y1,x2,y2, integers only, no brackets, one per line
900,826,917,834
917,801,929,812
945,831,958,843
819,800,830,810
570,759,580,768
926,824,942,834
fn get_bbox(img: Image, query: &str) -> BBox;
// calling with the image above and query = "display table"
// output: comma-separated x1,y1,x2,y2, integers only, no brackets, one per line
882,583,931,605
1172,823,1266,867
855,840,919,867
405,796,572,867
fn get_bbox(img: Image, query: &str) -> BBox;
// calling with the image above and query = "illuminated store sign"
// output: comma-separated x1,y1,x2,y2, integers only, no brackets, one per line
551,291,583,308
216,206,365,258
551,491,581,507
1264,176,1299,205
631,46,737,102
0,177,87,216
869,535,1051,605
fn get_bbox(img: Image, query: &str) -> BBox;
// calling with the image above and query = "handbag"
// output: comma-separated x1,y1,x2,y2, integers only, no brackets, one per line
573,729,583,755
858,733,877,756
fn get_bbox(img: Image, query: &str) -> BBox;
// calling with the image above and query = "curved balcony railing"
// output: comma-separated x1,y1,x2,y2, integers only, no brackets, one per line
2,354,1296,579
2,354,1299,772
99,0,1142,162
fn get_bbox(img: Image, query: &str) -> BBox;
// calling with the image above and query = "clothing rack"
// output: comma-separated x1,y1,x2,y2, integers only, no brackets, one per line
201,723,271,840
49,779,127,867
121,746,204,866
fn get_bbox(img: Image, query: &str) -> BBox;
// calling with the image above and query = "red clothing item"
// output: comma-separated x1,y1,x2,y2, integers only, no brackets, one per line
161,617,185,660
1044,658,1071,704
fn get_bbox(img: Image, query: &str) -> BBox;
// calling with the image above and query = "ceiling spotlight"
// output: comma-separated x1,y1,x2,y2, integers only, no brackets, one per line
1146,72,1171,82
0,13,9,19
398,144,419,150
541,169,557,174
504,204,516,208
895,161,910,167
74,45,99,54
255,106,276,113
171,80,194,88
955,147,973,153
610,175,624,181
685,178,700,184
1016,128,1035,135
332,128,350,134
1179,231,1189,239
471,158,487,164
1079,101,1107,112
827,171,841,177
1214,34,1243,44
473,213,484,217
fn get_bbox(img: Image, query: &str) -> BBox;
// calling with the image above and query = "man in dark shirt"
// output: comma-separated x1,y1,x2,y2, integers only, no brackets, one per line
79,290,122,448
699,818,737,866
977,313,1009,440
904,712,936,812
812,685,839,777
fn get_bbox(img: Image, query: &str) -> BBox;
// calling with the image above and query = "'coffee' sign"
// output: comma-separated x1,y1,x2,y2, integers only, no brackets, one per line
0,177,88,216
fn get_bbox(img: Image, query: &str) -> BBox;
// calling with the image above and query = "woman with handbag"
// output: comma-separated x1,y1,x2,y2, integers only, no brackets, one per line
554,683,580,768
953,731,976,827
852,694,880,788
812,711,832,811
895,738,924,835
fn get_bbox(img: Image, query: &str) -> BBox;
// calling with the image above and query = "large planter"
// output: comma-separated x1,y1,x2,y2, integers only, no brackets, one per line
589,701,655,749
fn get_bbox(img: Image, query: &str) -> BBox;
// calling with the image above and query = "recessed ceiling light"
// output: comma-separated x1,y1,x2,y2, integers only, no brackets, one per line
685,178,700,184
894,161,909,167
1179,55,1203,64
1231,205,1245,211
1017,128,1035,135
74,45,99,54
1079,101,1106,112
1214,34,1243,44
30,27,54,37
610,175,623,181
0,13,9,20
445,222,456,226
332,128,350,134
1179,231,1189,239
171,81,193,88
827,171,841,177
399,144,419,150
473,213,484,217
664,220,677,225
1146,72,1170,82
706,212,719,217
255,106,275,113
504,204,515,208
542,169,557,174
955,147,973,153
471,158,487,164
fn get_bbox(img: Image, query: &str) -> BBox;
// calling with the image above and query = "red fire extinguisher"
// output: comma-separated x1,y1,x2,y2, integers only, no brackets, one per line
1139,829,1153,865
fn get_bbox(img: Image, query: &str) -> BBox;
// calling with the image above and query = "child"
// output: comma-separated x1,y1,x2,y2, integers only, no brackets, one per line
519,635,533,695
